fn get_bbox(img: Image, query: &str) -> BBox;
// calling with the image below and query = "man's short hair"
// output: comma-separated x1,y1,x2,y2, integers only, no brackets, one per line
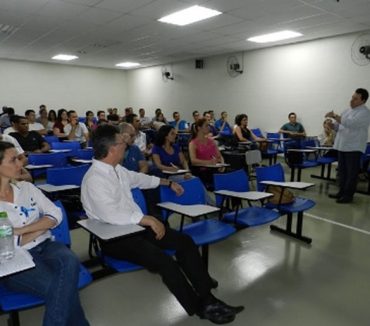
97,110,105,117
356,88,369,103
173,111,179,118
92,125,120,160
288,112,296,118
6,107,15,115
13,115,27,124
39,104,46,110
68,110,77,118
125,113,137,124
192,110,199,117
25,109,35,117
118,122,134,134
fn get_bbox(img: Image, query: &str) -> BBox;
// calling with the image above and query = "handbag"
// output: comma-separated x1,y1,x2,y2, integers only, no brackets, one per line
267,185,295,205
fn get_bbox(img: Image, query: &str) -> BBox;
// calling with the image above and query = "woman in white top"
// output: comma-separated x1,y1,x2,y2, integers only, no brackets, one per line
0,141,89,326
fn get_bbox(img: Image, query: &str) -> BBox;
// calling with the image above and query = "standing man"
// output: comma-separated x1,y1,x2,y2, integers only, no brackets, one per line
81,125,243,324
279,112,306,148
326,88,370,203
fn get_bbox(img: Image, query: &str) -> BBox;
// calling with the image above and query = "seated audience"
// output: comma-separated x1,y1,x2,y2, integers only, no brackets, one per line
48,109,57,128
64,110,89,146
215,111,232,136
3,114,18,135
204,111,218,138
81,125,242,325
152,112,167,131
233,114,265,143
189,118,225,188
318,118,336,146
97,110,107,125
126,113,150,155
0,107,14,129
10,116,50,153
122,107,133,122
279,112,306,148
0,141,89,326
169,112,188,131
37,107,53,133
53,108,69,137
138,108,152,129
118,122,149,173
85,110,97,135
190,110,200,134
152,125,191,179
25,109,47,135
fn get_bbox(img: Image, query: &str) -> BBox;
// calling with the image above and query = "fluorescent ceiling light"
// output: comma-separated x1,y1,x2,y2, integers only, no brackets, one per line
158,5,222,26
247,30,303,43
52,54,78,61
115,62,141,68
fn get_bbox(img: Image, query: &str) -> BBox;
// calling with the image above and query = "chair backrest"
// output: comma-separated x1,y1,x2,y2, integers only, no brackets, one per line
245,149,262,166
131,188,148,215
52,200,71,246
28,152,67,167
43,135,59,145
160,177,207,220
213,169,249,206
74,148,94,160
251,128,264,138
255,163,285,191
47,164,90,186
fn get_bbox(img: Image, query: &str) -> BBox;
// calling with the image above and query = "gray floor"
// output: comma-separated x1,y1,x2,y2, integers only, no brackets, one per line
1,163,370,326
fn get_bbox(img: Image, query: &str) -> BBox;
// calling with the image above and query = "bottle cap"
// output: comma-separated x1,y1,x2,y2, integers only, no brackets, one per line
0,211,8,218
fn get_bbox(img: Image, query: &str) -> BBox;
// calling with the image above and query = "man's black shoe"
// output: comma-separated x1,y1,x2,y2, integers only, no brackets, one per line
328,193,341,199
198,303,235,324
215,300,244,314
336,197,353,204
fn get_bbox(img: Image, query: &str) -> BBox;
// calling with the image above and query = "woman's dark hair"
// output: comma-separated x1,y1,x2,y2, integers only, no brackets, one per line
85,110,93,117
155,125,175,146
92,124,120,160
235,114,248,126
48,110,57,121
191,117,207,139
57,109,67,121
0,141,15,164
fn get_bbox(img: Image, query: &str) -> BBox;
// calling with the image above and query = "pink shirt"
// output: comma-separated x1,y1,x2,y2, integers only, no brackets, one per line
190,138,218,160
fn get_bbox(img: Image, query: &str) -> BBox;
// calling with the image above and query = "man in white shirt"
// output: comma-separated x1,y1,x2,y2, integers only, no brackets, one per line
81,124,242,324
64,110,89,146
326,88,370,203
126,113,150,155
25,109,47,135
138,108,151,129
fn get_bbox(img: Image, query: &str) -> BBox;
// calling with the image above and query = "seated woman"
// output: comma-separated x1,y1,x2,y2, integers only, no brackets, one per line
53,108,68,138
189,118,225,188
152,125,192,179
0,141,89,326
233,114,267,151
152,112,167,131
318,118,337,158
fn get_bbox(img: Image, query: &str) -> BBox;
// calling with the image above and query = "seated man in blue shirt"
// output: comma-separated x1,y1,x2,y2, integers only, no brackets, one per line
169,111,189,131
215,111,232,136
119,122,148,174
279,112,306,148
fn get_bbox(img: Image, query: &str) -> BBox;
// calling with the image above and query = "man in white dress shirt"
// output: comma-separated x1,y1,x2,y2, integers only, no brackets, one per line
64,110,89,146
81,124,242,324
326,88,370,203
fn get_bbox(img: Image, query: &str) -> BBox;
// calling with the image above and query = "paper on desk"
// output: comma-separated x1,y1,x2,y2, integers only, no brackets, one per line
0,248,35,278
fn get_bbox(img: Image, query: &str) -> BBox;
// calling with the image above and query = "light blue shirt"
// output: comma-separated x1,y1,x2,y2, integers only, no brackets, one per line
334,104,370,153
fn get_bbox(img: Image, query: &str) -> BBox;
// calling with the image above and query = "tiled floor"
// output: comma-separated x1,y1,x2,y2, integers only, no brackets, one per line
1,164,370,326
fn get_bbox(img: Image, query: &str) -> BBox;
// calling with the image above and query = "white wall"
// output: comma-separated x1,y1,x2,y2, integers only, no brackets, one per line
126,32,370,136
0,59,127,116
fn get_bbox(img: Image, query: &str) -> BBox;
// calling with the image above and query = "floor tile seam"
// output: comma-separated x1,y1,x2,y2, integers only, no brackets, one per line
305,213,370,236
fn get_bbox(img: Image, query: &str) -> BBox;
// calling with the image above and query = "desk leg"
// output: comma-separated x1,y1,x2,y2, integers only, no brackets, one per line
290,168,295,181
9,311,20,326
297,168,302,182
270,212,312,244
201,244,209,269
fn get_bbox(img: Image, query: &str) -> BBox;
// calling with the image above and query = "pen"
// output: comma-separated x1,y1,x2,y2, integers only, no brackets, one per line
170,162,179,169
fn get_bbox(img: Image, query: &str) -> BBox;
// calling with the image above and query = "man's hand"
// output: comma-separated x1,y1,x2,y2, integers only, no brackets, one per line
170,181,184,196
140,215,166,240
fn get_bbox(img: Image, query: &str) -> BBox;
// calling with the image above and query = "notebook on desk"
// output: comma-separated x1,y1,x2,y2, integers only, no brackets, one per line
0,248,35,278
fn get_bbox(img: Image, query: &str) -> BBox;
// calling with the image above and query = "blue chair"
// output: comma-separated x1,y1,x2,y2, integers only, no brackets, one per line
251,128,264,138
51,141,81,156
46,164,90,186
251,129,278,165
160,177,236,266
213,169,280,227
73,148,94,160
255,164,315,243
266,132,284,153
28,152,67,167
0,201,92,326
43,135,59,145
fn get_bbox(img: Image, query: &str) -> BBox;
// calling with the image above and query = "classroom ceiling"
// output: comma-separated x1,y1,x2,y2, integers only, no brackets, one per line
1,0,370,70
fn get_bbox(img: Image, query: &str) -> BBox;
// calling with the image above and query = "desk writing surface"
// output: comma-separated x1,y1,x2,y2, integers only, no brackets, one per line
0,248,35,278
287,149,316,153
49,149,72,153
77,219,145,240
37,184,80,192
157,202,219,217
201,163,230,168
261,180,314,189
71,158,92,164
306,146,333,151
25,164,53,169
162,169,189,175
214,190,273,201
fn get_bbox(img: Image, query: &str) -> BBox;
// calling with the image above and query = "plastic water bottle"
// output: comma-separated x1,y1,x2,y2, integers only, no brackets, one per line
0,211,14,263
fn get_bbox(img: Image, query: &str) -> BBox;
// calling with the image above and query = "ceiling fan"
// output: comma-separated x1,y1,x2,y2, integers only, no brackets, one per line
226,55,243,77
351,33,370,66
